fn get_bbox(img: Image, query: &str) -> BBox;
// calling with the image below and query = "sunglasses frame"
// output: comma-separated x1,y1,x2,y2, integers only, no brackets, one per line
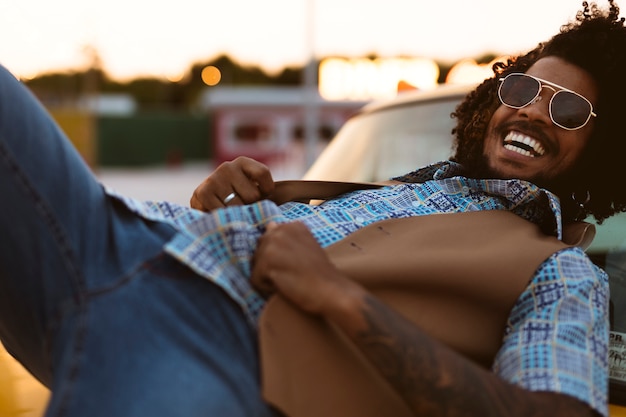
497,73,597,130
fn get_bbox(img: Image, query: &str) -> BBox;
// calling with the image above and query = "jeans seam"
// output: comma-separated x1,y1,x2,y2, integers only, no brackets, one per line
86,252,171,297
0,140,89,417
49,303,89,417
47,252,173,417
0,140,88,299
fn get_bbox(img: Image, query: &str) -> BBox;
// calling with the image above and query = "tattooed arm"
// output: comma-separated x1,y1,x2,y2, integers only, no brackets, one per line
251,222,601,417
345,293,599,416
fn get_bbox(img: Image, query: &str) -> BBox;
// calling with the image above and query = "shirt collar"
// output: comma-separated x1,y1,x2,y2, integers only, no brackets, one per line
393,160,565,239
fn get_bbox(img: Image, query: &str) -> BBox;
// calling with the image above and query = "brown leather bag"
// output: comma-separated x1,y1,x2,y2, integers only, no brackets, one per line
260,183,595,417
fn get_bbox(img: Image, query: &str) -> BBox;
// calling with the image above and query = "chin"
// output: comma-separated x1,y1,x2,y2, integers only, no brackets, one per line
482,160,525,181
456,154,495,179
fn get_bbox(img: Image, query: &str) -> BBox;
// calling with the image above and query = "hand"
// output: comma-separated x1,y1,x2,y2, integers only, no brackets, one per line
251,222,362,316
190,156,275,211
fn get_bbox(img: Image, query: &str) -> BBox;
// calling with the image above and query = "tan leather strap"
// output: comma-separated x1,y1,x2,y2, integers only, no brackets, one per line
268,180,383,205
259,210,590,417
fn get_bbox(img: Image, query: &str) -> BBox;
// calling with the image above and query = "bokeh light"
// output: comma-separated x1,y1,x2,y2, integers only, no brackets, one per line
201,66,222,86
319,58,439,101
446,56,509,85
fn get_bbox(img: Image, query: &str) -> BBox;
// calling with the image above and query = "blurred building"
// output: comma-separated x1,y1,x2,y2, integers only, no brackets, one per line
198,86,365,171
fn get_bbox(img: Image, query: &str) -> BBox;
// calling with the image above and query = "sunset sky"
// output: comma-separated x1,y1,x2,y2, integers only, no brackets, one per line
0,0,597,81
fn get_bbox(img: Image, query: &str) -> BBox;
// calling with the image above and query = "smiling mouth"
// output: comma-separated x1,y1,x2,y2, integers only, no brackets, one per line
503,131,546,157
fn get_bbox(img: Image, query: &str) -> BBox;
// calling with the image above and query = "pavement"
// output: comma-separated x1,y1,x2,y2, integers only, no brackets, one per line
95,160,307,207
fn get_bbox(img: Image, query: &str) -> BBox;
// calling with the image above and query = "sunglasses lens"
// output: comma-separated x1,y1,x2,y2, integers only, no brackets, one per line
499,73,594,130
499,74,541,107
551,91,592,129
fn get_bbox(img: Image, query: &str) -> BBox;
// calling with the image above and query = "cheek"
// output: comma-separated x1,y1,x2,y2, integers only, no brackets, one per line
483,107,508,146
487,105,507,126
565,128,593,160
559,137,589,169
484,105,516,137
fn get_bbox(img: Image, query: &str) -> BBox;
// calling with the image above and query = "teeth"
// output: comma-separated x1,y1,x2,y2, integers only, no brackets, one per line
504,143,532,156
503,132,545,157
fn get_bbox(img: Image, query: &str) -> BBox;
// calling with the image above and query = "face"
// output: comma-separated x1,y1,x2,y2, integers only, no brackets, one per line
482,56,598,187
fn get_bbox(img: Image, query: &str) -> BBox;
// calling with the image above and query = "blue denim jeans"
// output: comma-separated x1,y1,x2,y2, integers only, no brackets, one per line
0,65,279,417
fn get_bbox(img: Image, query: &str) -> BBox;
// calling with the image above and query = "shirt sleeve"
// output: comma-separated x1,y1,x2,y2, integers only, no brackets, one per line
492,246,610,417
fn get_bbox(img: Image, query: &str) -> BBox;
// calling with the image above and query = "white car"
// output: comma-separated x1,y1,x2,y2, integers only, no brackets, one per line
303,84,626,414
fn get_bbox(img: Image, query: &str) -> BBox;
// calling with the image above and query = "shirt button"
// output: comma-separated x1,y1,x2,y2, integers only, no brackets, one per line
355,216,365,224
461,186,470,194
412,201,421,207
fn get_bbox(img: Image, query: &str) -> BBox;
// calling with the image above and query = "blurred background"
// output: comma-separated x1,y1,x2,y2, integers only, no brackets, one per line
0,0,588,205
0,1,601,416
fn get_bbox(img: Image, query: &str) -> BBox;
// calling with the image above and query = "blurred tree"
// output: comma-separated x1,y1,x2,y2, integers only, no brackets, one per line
124,78,174,110
23,51,493,111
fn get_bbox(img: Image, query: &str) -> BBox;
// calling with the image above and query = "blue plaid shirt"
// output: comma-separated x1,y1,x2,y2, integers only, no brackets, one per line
106,161,609,417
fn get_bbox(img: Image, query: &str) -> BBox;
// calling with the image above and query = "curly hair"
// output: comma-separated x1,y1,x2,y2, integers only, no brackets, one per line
451,0,626,223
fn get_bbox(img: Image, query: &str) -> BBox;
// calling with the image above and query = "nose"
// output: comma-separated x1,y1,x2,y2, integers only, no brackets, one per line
517,88,553,126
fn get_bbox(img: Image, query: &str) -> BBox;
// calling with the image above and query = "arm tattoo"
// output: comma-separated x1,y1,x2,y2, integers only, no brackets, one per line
353,294,598,417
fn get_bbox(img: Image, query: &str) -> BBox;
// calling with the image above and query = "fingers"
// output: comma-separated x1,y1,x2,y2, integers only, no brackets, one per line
252,274,277,299
190,187,222,211
253,222,364,316
250,222,286,298
239,157,275,197
251,222,332,307
190,156,275,211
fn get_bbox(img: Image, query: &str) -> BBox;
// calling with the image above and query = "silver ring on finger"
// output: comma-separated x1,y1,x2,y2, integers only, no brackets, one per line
223,192,237,205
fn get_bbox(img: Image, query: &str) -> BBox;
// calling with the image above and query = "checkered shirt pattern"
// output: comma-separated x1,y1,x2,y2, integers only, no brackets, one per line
105,160,609,416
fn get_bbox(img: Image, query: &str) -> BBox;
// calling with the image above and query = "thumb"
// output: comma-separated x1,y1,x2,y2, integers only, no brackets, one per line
265,221,279,231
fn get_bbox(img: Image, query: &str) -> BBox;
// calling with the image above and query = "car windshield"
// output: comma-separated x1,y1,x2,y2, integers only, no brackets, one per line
304,95,462,182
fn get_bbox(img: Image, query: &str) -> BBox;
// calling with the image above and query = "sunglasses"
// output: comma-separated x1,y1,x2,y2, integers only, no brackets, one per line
497,73,597,130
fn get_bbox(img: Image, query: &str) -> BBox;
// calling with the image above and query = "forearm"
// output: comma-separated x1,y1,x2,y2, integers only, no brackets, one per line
323,286,599,417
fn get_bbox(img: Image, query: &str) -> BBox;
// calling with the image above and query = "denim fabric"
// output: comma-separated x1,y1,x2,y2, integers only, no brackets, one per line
0,65,278,416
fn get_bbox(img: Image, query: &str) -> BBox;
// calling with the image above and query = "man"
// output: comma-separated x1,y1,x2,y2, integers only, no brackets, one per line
0,2,623,417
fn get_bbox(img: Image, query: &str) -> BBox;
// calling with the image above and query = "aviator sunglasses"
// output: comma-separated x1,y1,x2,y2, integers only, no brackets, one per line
497,73,597,130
